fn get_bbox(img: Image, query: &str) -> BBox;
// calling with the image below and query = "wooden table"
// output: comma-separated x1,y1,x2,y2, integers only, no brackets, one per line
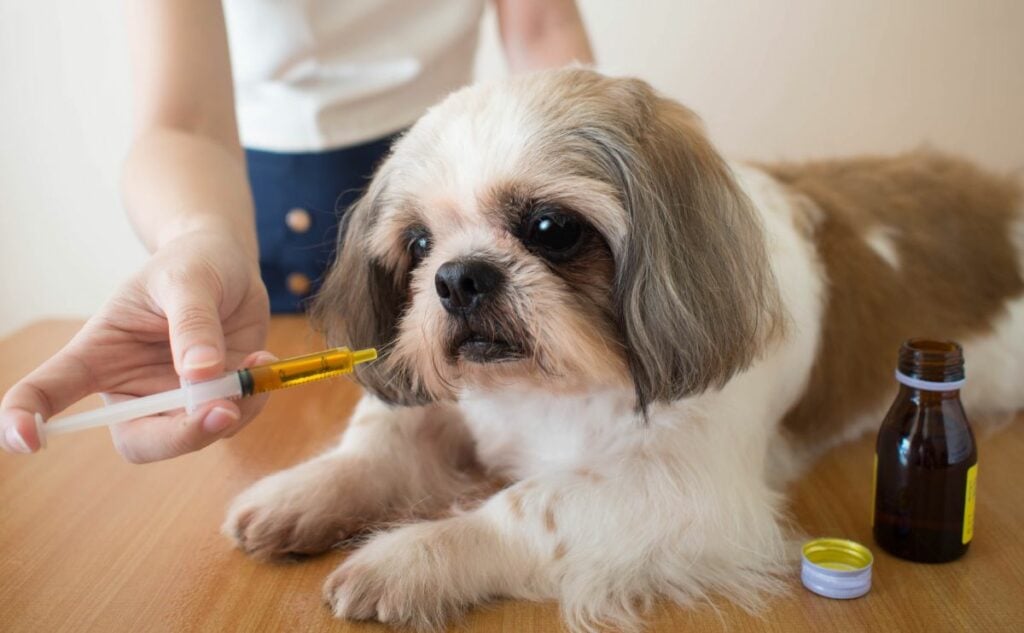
2,317,1022,632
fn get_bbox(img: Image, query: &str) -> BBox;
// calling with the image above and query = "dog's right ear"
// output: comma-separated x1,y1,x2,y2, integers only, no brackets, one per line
310,178,433,406
569,74,782,414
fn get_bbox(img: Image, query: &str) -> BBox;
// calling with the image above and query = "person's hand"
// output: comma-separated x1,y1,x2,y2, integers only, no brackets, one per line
0,229,271,462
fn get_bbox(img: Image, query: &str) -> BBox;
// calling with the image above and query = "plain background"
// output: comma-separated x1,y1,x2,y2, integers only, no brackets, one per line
1,1,1022,337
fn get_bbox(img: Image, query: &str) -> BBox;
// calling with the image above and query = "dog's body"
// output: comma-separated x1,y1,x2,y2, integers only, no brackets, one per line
224,70,1024,631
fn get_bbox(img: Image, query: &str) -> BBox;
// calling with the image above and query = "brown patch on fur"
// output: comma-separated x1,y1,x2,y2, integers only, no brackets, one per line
448,474,511,513
574,467,605,482
507,490,525,520
553,541,568,560
543,500,558,533
786,190,825,240
768,151,1023,444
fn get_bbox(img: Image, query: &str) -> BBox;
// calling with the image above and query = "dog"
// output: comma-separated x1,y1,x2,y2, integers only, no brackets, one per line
223,68,1024,631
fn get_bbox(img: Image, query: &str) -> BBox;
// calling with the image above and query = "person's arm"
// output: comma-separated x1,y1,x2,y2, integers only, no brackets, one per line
494,0,594,72
124,0,256,261
0,0,271,462
124,0,265,381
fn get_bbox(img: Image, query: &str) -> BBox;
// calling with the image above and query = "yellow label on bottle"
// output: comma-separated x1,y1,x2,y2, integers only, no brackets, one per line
962,463,977,544
870,453,878,527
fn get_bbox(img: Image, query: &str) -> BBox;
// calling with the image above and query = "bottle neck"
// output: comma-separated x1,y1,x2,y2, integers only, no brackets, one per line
897,339,965,384
897,383,962,404
894,369,964,391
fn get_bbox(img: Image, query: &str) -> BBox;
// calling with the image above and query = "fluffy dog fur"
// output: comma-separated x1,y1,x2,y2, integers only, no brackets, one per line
223,69,1024,631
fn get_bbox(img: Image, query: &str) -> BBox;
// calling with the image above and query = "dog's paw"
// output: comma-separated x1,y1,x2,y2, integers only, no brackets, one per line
323,520,493,629
222,457,382,560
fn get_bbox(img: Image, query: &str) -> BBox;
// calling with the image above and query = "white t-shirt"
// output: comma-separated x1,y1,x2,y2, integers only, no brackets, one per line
222,0,486,152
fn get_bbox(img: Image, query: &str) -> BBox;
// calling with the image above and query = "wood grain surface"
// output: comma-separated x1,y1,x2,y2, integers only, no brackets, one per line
1,318,1021,632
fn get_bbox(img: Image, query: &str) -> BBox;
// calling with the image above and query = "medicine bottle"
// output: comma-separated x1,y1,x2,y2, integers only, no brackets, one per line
872,339,977,563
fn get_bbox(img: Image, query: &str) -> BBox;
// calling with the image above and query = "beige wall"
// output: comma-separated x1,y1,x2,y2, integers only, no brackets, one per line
2,1,1022,336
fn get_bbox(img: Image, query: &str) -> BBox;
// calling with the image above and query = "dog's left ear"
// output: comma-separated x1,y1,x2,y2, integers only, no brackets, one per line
590,78,782,411
310,172,434,407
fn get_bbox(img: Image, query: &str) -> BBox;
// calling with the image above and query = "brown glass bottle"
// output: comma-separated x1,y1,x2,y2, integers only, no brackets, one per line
872,339,977,563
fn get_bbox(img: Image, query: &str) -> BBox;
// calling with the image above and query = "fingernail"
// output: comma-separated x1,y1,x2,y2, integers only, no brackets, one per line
253,352,279,366
184,345,220,371
5,426,31,454
203,406,239,434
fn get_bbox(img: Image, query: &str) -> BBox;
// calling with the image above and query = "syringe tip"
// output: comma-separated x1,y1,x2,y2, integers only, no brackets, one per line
352,348,378,366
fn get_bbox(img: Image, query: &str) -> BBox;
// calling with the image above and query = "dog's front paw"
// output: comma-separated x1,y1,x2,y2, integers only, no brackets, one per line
222,457,382,560
323,519,495,629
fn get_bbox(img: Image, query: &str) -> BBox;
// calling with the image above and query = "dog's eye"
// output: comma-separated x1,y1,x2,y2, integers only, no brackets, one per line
523,212,584,259
406,230,431,266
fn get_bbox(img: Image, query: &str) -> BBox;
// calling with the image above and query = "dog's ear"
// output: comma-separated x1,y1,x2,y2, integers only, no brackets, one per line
311,178,433,407
584,78,781,411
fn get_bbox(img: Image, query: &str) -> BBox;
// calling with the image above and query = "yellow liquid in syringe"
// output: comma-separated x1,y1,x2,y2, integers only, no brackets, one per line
238,347,378,395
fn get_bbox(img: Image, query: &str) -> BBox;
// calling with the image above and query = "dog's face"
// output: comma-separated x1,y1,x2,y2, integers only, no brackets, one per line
314,69,779,410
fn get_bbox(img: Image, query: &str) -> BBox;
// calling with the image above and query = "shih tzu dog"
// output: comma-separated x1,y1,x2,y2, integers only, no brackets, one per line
223,69,1024,631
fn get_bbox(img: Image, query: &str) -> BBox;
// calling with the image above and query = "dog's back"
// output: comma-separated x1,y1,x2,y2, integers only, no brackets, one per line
765,152,1024,446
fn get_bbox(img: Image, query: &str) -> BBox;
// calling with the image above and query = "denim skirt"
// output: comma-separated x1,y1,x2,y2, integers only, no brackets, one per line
245,132,400,312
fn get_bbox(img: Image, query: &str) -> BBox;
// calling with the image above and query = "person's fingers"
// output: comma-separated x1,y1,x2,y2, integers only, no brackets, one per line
0,347,94,453
152,273,226,382
107,398,241,464
104,351,276,462
1,413,37,454
241,350,276,368
226,351,276,437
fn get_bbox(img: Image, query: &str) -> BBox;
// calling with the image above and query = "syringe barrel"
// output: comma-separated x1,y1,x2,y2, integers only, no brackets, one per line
237,347,375,395
182,373,244,414
43,387,189,437
36,347,377,445
43,373,243,437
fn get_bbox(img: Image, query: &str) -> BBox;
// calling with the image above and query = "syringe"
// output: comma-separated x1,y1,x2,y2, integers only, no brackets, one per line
34,347,378,446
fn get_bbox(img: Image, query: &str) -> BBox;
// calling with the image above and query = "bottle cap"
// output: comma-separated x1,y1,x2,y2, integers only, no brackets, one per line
801,538,873,599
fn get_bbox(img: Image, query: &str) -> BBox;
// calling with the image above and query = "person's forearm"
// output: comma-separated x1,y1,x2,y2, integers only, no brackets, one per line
122,0,255,259
122,128,258,260
497,0,594,73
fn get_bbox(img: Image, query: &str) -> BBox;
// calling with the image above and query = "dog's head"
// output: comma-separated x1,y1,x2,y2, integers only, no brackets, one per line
313,69,780,411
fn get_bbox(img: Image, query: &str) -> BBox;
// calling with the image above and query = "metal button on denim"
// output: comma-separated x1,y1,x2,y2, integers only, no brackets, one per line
285,208,312,234
286,272,312,297
245,131,402,313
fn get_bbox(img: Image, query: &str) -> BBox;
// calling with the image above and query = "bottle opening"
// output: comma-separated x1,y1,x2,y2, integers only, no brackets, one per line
897,338,965,383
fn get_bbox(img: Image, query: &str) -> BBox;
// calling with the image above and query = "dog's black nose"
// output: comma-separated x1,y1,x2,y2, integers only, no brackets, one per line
435,259,503,313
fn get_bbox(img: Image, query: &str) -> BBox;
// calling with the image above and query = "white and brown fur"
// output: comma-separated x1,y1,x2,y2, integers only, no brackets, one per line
223,69,1024,631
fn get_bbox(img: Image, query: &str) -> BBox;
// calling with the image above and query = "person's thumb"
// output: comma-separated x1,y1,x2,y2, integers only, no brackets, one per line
156,280,226,382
